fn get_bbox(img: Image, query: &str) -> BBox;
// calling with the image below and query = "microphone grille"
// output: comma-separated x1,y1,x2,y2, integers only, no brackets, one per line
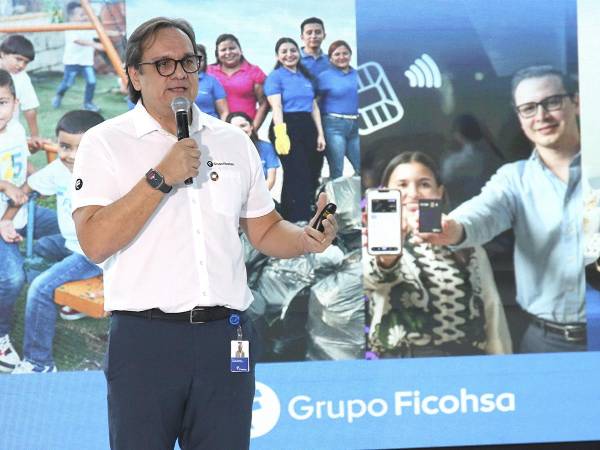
171,96,190,113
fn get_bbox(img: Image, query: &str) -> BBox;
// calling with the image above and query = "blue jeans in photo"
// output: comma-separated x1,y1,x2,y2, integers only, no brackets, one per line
23,234,101,368
323,115,360,179
56,64,96,104
0,207,59,336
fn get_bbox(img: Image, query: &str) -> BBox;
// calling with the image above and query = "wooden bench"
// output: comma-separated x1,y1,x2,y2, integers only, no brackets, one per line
54,276,106,318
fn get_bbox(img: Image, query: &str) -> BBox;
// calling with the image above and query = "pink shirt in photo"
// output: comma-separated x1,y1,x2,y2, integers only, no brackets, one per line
207,60,266,119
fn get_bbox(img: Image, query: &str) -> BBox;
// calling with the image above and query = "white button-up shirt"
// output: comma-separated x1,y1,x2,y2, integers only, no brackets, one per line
71,103,274,312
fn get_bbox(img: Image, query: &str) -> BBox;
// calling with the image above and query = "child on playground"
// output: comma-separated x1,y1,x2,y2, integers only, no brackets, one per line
0,34,44,150
0,69,60,373
52,2,103,112
7,109,105,374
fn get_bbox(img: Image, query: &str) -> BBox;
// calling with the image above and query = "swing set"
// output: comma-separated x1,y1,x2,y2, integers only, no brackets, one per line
0,0,127,164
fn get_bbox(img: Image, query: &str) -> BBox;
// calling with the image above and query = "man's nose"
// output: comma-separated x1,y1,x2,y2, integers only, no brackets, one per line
534,103,551,120
172,60,188,78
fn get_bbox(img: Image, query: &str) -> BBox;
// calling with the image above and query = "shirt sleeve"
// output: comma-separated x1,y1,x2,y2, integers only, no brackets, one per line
263,71,281,97
211,75,227,100
316,72,329,97
13,72,40,111
71,126,122,211
27,160,60,195
240,134,274,218
249,63,267,84
262,141,280,169
450,162,520,248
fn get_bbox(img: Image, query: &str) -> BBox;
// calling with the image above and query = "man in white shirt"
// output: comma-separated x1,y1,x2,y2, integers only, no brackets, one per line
72,17,337,450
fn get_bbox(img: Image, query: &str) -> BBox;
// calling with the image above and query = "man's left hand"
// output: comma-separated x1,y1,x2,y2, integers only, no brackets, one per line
300,192,338,253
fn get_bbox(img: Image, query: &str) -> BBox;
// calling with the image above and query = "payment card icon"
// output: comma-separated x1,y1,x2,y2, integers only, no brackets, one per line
358,61,404,136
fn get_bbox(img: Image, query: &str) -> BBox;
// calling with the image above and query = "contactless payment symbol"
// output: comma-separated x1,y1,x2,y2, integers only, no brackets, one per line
251,382,281,439
75,178,83,190
358,54,444,136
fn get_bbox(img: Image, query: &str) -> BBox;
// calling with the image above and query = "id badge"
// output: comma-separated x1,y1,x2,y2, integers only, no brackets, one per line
230,340,250,372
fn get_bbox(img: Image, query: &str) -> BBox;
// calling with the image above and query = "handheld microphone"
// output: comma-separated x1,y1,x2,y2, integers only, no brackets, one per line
171,96,193,185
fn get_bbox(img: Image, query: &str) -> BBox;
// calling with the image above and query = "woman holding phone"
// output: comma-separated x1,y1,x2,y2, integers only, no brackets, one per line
364,151,511,357
264,37,325,222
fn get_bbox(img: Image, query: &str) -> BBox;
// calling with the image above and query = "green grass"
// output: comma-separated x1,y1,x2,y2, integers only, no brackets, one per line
2,72,127,373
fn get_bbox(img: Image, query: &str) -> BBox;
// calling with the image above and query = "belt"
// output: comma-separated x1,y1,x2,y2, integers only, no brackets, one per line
112,306,237,324
529,315,587,342
327,112,359,120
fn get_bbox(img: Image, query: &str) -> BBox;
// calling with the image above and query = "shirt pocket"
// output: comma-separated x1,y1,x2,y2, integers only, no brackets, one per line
208,168,243,217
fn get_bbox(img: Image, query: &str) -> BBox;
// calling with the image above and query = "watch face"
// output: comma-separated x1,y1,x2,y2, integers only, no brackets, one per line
146,169,163,188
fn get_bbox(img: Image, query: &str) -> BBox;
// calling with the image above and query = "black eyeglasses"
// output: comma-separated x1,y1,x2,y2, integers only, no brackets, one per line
138,54,202,77
515,94,573,118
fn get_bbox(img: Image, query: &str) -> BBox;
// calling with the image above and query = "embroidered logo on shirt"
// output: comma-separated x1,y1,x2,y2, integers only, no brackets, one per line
75,178,83,190
207,160,234,167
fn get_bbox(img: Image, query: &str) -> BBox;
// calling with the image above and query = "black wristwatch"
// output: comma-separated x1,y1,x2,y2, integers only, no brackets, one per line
145,168,172,194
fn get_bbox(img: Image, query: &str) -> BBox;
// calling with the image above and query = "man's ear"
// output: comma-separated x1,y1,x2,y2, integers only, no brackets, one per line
572,92,580,115
127,66,142,92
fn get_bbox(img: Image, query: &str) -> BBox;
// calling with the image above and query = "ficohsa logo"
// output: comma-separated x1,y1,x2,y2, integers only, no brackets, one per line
251,382,281,438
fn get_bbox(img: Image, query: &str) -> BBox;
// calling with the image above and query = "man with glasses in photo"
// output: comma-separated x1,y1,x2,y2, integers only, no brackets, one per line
418,65,585,354
71,17,337,450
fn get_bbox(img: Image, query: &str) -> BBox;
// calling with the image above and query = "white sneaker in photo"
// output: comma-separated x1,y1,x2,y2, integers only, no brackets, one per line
12,359,57,374
59,306,87,321
0,334,20,373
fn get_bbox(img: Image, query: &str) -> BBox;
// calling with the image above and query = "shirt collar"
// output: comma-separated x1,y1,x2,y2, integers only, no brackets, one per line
132,100,211,138
301,47,324,59
210,60,250,75
530,148,581,168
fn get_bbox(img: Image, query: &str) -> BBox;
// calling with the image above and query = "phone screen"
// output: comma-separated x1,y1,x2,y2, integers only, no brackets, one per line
418,199,442,233
368,190,402,255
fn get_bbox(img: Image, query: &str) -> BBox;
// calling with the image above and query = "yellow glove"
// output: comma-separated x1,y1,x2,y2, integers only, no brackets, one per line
273,123,291,156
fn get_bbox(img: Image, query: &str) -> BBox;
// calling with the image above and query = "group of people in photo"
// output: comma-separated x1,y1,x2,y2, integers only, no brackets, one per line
189,19,359,221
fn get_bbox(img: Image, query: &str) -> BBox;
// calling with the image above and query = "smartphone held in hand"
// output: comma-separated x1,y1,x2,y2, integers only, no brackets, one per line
418,199,442,233
366,188,402,255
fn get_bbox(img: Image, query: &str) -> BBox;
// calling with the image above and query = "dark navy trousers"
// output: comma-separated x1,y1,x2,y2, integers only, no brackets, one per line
104,312,257,450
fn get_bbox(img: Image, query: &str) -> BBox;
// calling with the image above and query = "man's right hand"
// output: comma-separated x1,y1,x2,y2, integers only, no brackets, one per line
413,214,465,246
156,138,200,186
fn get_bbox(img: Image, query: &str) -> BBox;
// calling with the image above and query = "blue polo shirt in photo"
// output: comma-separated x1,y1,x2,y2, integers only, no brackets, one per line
194,72,226,118
317,67,359,115
256,140,280,178
264,67,315,113
301,48,331,77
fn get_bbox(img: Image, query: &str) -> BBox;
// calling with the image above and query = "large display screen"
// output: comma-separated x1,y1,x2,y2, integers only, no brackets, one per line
0,1,599,449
